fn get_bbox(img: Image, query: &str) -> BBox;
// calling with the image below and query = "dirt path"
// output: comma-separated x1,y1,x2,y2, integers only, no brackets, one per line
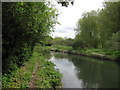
28,58,39,88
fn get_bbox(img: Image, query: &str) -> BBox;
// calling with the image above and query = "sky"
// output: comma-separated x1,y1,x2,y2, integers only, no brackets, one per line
50,0,105,39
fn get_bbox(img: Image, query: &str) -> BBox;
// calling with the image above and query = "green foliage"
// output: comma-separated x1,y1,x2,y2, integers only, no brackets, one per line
52,37,65,45
44,36,54,46
74,2,120,50
51,45,73,51
2,51,38,88
52,37,73,46
51,44,118,60
104,32,120,50
64,38,74,46
75,48,118,59
74,10,99,48
2,46,62,88
72,34,85,49
2,2,60,88
2,2,58,74
97,2,120,48
35,58,62,88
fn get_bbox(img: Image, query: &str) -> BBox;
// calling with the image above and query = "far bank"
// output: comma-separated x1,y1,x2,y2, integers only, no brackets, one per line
48,45,119,62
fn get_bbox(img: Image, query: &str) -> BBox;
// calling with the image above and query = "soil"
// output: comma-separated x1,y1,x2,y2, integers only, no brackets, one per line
28,58,39,88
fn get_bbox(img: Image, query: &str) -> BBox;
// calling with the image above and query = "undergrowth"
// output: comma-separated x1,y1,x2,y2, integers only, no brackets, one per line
2,45,62,88
50,45,119,61
2,51,38,88
51,45,73,51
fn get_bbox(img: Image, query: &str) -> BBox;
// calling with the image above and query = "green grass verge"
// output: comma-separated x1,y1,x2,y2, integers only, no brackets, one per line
50,45,119,60
2,46,62,88
2,51,38,88
51,45,73,51
75,48,119,59
34,57,62,88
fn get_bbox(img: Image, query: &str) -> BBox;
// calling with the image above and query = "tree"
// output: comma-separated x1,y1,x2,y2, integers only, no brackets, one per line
72,34,85,49
52,37,65,45
74,2,120,49
97,2,120,48
64,38,74,46
74,10,99,48
104,31,120,50
2,2,59,73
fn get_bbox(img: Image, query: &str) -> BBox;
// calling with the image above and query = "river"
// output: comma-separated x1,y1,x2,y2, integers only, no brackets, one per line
46,52,118,88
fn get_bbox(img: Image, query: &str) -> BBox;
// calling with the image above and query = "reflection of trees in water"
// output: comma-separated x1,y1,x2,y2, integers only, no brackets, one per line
70,56,118,88
67,56,101,88
53,53,118,88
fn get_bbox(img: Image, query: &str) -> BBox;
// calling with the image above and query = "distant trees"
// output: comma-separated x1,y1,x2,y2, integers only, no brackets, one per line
64,38,74,46
52,37,73,46
73,2,120,50
2,2,58,73
104,32,120,50
72,34,85,49
97,2,120,48
74,10,99,48
52,37,64,45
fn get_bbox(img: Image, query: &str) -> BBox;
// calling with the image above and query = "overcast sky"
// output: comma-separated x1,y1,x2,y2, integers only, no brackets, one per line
50,0,104,39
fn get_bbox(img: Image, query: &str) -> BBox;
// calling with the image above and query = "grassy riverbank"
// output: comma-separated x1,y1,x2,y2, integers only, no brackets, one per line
50,45,119,61
2,46,62,88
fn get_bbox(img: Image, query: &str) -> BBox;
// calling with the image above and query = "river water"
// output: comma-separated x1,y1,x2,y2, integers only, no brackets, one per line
47,52,118,88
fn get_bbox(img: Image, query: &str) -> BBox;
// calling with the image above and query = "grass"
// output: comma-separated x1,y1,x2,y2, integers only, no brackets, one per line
2,45,62,88
35,58,62,88
75,48,120,59
2,51,38,88
51,45,73,51
50,45,119,60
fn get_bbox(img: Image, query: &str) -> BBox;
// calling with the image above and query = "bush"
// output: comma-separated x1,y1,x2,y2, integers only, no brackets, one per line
104,32,120,51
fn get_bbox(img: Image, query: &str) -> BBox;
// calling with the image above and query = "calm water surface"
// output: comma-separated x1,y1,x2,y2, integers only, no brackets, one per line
48,52,118,88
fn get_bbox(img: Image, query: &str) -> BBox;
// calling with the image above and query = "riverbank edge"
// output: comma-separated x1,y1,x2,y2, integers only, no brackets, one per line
50,49,117,62
2,46,63,88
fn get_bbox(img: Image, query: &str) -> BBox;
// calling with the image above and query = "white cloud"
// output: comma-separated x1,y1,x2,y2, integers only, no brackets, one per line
51,0,104,39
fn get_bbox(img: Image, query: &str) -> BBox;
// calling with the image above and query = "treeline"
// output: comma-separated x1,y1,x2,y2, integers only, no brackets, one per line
50,2,120,60
51,37,73,46
51,2,120,51
73,2,120,50
2,2,58,74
